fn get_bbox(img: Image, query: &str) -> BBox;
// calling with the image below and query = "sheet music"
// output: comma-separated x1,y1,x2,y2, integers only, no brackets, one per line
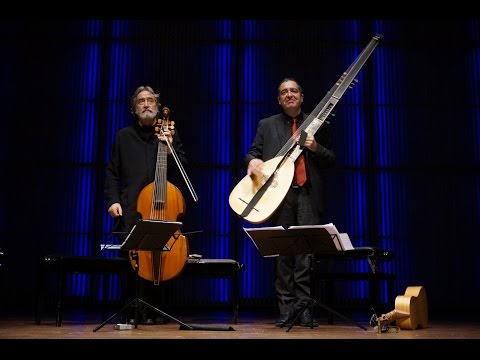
244,223,342,256
289,223,342,250
291,224,354,251
289,223,338,232
339,233,354,251
244,223,354,253
243,225,284,231
100,244,122,250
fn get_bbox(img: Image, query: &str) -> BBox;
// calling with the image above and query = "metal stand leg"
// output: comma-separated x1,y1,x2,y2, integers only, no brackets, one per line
93,252,193,332
283,255,367,332
92,296,193,332
284,297,367,332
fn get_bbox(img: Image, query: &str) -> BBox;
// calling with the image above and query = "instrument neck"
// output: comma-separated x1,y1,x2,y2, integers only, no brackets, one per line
150,141,168,219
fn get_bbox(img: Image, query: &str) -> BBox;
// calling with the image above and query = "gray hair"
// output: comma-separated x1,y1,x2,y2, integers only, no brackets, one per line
130,85,160,111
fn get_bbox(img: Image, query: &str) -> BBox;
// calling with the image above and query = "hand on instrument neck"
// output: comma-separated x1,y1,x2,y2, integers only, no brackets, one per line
158,128,173,154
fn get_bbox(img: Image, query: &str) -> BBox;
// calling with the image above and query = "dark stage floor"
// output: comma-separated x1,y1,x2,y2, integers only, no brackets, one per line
1,306,479,354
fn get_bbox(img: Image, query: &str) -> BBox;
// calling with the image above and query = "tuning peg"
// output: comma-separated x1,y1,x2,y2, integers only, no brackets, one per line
348,80,358,89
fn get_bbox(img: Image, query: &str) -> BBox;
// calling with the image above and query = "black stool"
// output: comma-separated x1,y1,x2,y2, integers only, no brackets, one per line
35,254,131,327
314,246,396,324
182,258,243,324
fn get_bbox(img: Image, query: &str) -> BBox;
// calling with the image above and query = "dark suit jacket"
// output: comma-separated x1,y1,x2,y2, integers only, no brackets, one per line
245,111,335,218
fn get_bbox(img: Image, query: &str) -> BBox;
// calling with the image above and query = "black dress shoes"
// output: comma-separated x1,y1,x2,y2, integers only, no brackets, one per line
299,310,319,327
275,310,319,327
275,312,293,327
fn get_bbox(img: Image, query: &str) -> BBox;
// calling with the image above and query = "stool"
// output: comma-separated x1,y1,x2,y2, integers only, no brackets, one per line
314,247,396,324
182,258,243,324
35,254,131,327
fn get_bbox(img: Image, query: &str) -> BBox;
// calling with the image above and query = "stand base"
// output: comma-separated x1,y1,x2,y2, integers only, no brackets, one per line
179,324,235,331
283,297,368,332
93,297,193,332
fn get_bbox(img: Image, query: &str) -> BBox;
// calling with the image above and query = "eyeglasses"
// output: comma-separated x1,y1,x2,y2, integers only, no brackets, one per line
137,97,157,106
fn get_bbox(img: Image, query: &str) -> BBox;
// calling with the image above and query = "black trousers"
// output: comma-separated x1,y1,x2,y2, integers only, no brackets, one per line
270,186,320,315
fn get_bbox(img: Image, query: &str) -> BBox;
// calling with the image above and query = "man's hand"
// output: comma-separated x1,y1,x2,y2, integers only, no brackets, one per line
247,158,264,177
108,203,123,217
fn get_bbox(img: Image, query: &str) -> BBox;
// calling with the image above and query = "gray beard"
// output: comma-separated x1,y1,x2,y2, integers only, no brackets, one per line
136,110,156,125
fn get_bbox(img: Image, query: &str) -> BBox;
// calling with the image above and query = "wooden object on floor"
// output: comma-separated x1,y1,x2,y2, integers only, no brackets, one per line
377,285,428,331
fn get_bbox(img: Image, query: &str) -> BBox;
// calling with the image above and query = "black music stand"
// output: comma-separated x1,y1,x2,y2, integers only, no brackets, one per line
93,219,194,331
244,226,367,332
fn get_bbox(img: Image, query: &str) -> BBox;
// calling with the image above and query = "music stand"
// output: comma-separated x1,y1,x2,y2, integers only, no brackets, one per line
93,219,194,331
244,226,367,332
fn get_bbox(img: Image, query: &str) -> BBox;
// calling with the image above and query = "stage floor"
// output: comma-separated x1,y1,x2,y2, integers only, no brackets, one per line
1,307,479,353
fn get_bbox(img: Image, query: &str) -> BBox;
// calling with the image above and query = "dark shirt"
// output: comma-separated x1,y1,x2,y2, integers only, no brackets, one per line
104,121,187,234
